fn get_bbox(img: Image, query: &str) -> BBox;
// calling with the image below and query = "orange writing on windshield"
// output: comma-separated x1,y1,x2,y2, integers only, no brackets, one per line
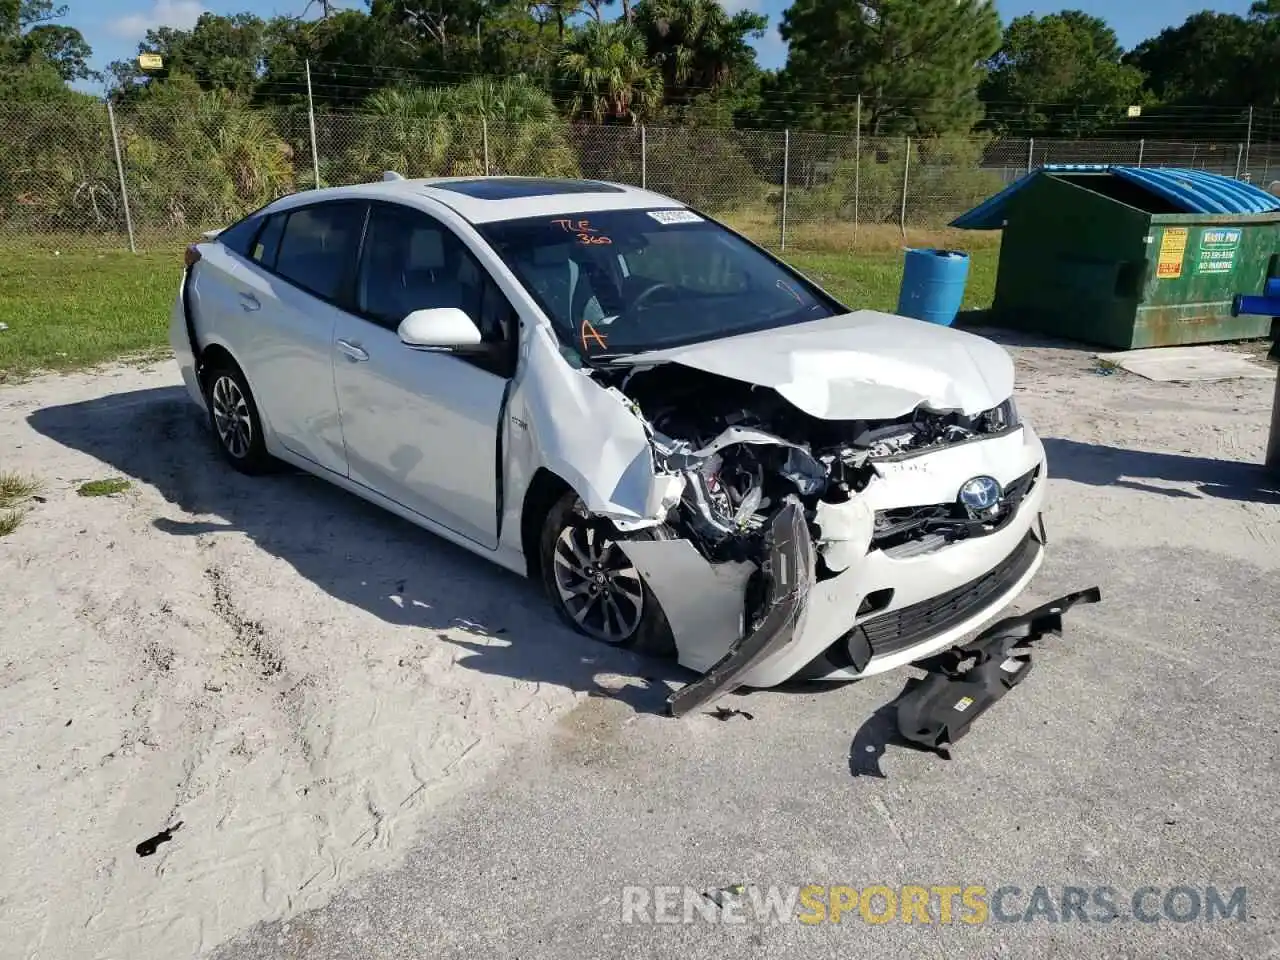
580,318,607,352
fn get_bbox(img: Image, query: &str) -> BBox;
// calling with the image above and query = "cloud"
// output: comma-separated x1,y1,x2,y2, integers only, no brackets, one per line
106,0,205,39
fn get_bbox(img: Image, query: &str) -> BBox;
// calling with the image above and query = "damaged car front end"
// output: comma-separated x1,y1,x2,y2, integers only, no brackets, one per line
483,207,1049,715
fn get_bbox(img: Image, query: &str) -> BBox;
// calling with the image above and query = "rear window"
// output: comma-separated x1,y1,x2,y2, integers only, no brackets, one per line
274,203,366,301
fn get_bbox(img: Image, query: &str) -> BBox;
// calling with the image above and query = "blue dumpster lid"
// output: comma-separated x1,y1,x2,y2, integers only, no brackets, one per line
950,164,1280,229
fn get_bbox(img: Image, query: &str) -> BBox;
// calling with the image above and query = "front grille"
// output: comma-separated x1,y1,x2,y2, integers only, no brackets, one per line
844,530,1042,658
870,465,1041,552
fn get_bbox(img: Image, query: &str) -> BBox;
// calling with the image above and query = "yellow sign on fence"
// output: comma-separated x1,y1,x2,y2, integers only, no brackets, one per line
1156,227,1188,279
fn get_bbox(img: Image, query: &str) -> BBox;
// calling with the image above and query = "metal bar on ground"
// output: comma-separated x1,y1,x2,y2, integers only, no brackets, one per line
1137,139,1145,167
1026,137,1034,175
105,99,136,254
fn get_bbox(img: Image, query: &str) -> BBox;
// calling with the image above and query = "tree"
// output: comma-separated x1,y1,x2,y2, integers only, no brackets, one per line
634,0,764,108
1124,12,1260,107
0,0,94,83
558,20,662,123
980,12,1146,136
108,13,268,98
336,76,578,181
776,0,1002,135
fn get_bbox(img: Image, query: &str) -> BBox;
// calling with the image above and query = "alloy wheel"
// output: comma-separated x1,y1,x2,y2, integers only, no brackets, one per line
551,522,645,643
210,374,252,460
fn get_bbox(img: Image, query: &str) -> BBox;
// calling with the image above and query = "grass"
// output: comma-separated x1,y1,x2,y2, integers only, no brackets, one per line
0,243,177,382
0,471,41,536
77,477,132,497
0,223,1003,380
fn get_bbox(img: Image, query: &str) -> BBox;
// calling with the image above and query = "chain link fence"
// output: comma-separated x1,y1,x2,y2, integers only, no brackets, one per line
3,97,1279,254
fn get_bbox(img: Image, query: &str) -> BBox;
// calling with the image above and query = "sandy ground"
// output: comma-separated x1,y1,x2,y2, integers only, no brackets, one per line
0,363,649,960
2,335,1280,959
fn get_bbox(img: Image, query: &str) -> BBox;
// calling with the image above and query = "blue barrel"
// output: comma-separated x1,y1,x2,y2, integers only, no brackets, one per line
896,249,970,326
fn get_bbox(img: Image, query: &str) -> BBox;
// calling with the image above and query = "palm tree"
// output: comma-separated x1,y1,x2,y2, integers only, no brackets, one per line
340,76,579,182
635,0,765,105
559,20,662,123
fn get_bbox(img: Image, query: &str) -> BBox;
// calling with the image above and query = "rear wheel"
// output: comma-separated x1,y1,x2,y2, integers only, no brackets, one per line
203,360,273,474
538,491,675,657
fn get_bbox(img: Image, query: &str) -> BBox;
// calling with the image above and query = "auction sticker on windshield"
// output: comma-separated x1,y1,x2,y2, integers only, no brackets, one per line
648,210,703,225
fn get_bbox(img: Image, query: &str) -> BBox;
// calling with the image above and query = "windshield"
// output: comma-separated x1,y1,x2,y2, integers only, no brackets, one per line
479,209,842,359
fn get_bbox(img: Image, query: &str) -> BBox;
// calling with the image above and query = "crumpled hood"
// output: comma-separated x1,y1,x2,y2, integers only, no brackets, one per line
619,310,1015,421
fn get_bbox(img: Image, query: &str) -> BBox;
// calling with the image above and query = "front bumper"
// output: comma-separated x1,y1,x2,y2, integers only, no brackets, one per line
626,422,1049,709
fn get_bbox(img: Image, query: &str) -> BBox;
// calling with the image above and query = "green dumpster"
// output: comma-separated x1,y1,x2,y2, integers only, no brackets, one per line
951,165,1280,348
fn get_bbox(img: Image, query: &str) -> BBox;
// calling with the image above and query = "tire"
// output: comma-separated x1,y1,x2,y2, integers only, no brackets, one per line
203,360,273,475
538,490,676,658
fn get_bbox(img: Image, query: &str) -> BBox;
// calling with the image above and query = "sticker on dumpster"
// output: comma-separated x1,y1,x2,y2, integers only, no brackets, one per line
1156,228,1188,278
1194,227,1242,275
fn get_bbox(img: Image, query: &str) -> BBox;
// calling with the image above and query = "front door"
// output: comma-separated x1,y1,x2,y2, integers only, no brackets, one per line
332,202,516,548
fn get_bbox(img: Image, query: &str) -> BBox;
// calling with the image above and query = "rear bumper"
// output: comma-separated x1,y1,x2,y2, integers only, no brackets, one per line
169,280,205,411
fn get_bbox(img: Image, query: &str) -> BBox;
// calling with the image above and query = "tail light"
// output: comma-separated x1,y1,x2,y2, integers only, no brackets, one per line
184,245,202,268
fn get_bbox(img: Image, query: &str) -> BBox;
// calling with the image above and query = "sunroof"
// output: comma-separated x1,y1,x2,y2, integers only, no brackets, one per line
429,178,625,200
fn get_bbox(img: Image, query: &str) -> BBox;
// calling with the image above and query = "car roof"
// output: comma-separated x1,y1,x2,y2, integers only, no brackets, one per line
266,176,687,225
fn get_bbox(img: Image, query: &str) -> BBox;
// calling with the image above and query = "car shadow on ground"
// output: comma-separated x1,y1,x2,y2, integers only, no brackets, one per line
27,386,685,715
1042,436,1280,504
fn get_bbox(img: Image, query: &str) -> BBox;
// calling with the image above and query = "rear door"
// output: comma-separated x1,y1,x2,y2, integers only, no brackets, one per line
230,201,366,476
331,201,517,547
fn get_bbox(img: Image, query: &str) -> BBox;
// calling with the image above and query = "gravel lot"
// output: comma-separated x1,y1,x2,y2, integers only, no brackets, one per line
2,334,1279,959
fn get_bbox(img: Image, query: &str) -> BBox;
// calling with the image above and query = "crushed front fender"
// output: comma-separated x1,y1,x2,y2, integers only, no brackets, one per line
666,498,815,718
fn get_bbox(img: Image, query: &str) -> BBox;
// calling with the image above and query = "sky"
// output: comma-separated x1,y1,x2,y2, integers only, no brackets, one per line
64,0,1258,88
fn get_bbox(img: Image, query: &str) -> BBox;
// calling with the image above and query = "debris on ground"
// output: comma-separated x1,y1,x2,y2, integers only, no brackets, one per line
135,822,182,858
707,706,755,721
895,587,1102,755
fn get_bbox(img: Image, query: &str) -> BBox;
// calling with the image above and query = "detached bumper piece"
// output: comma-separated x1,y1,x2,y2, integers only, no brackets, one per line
667,498,814,718
895,586,1101,754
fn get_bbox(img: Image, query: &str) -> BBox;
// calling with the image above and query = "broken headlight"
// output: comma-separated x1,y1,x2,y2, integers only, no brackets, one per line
982,398,1020,433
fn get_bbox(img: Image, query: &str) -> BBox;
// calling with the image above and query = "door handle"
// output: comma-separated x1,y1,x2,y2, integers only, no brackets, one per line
336,339,369,362
238,291,260,312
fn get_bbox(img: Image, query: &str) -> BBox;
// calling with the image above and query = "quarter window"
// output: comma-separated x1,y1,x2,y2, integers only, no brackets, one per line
274,204,365,302
251,213,286,268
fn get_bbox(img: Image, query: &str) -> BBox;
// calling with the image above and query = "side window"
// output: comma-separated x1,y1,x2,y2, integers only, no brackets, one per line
250,213,286,268
274,203,366,302
357,205,516,346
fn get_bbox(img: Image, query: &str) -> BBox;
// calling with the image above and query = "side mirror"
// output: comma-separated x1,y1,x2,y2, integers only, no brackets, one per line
397,308,484,352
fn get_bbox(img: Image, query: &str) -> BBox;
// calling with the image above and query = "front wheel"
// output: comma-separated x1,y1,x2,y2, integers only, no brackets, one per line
538,491,675,657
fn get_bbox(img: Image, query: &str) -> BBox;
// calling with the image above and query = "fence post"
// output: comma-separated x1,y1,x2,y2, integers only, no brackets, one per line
853,94,861,242
640,124,646,189
482,118,490,175
1026,137,1034,175
305,60,321,189
900,136,910,239
780,128,789,251
105,100,136,255
1137,139,1145,167
1236,142,1244,180
1245,105,1254,176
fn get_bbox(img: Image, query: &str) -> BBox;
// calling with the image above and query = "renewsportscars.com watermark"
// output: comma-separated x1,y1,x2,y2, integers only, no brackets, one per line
620,884,1249,926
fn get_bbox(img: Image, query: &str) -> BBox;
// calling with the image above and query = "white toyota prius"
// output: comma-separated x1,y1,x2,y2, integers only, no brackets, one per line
171,175,1048,715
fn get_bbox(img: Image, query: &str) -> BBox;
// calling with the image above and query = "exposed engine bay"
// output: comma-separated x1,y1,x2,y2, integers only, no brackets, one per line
599,364,1022,573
